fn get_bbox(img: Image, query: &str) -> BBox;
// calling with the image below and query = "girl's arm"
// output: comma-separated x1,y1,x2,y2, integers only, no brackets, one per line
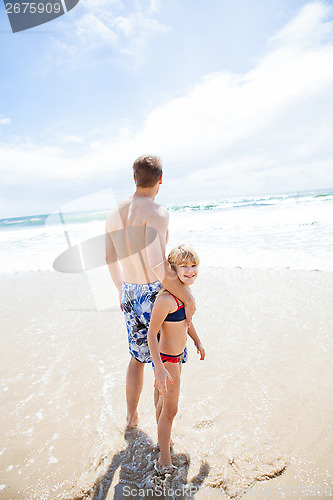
147,295,174,394
187,322,205,360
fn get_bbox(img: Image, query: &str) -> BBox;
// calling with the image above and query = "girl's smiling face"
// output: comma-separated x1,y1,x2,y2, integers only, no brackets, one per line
174,260,199,286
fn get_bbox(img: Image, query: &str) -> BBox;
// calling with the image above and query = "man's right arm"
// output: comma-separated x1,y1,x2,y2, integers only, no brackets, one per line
105,222,123,309
145,208,196,324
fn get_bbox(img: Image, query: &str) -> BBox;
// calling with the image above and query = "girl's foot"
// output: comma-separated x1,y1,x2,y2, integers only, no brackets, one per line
154,459,176,476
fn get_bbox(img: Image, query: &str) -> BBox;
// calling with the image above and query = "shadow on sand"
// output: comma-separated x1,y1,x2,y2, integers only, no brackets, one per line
89,428,210,499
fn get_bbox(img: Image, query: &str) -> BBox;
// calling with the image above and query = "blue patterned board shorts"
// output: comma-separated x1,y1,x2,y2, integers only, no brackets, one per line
122,281,188,364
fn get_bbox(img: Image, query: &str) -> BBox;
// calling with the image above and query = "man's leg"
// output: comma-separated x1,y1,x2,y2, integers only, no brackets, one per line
126,356,145,427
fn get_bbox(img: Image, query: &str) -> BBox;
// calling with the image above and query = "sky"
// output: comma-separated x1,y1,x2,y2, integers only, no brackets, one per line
0,0,333,217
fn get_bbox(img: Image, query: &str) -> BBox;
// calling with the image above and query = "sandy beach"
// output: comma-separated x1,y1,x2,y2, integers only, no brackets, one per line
0,268,332,499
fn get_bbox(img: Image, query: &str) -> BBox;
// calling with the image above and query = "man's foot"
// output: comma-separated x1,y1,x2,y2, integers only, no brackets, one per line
125,411,139,429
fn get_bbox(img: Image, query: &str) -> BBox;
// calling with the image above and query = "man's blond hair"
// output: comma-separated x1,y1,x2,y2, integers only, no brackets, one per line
133,155,162,187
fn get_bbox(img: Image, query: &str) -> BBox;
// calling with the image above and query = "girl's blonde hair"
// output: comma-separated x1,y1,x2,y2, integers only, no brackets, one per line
156,245,200,300
167,244,200,269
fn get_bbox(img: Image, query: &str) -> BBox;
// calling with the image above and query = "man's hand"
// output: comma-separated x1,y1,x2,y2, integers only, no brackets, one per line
184,294,196,326
196,343,205,360
154,366,173,394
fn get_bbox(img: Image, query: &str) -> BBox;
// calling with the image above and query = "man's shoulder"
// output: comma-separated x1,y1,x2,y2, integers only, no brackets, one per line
145,199,169,220
106,196,132,225
106,198,131,232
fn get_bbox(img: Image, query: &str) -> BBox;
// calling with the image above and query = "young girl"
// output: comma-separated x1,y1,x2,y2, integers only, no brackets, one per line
147,244,205,472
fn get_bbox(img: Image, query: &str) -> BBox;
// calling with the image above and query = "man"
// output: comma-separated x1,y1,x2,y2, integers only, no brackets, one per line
105,155,195,428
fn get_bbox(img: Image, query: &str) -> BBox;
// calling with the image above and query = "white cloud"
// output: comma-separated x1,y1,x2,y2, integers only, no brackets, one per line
76,13,118,47
1,1,333,215
0,117,11,125
0,141,126,183
270,1,333,46
116,12,170,56
52,0,169,63
129,3,333,160
61,135,85,144
149,0,160,14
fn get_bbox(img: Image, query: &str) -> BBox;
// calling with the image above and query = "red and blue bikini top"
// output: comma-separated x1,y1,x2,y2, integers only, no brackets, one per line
164,295,186,322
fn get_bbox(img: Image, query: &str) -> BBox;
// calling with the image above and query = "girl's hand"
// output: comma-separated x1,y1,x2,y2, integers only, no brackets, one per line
155,367,173,394
196,343,205,360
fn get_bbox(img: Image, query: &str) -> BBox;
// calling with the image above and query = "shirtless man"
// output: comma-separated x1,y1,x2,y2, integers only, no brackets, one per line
105,155,195,428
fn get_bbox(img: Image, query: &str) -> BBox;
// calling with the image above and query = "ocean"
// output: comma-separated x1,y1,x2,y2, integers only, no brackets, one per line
0,189,332,274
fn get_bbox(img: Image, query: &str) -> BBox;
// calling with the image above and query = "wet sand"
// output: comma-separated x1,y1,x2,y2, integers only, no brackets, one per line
0,268,332,499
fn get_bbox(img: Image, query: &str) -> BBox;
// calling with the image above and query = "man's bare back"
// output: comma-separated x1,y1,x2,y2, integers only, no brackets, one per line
106,193,169,284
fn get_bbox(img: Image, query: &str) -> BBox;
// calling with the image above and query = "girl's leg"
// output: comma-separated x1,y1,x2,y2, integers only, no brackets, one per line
157,362,181,467
154,384,163,424
155,392,163,424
